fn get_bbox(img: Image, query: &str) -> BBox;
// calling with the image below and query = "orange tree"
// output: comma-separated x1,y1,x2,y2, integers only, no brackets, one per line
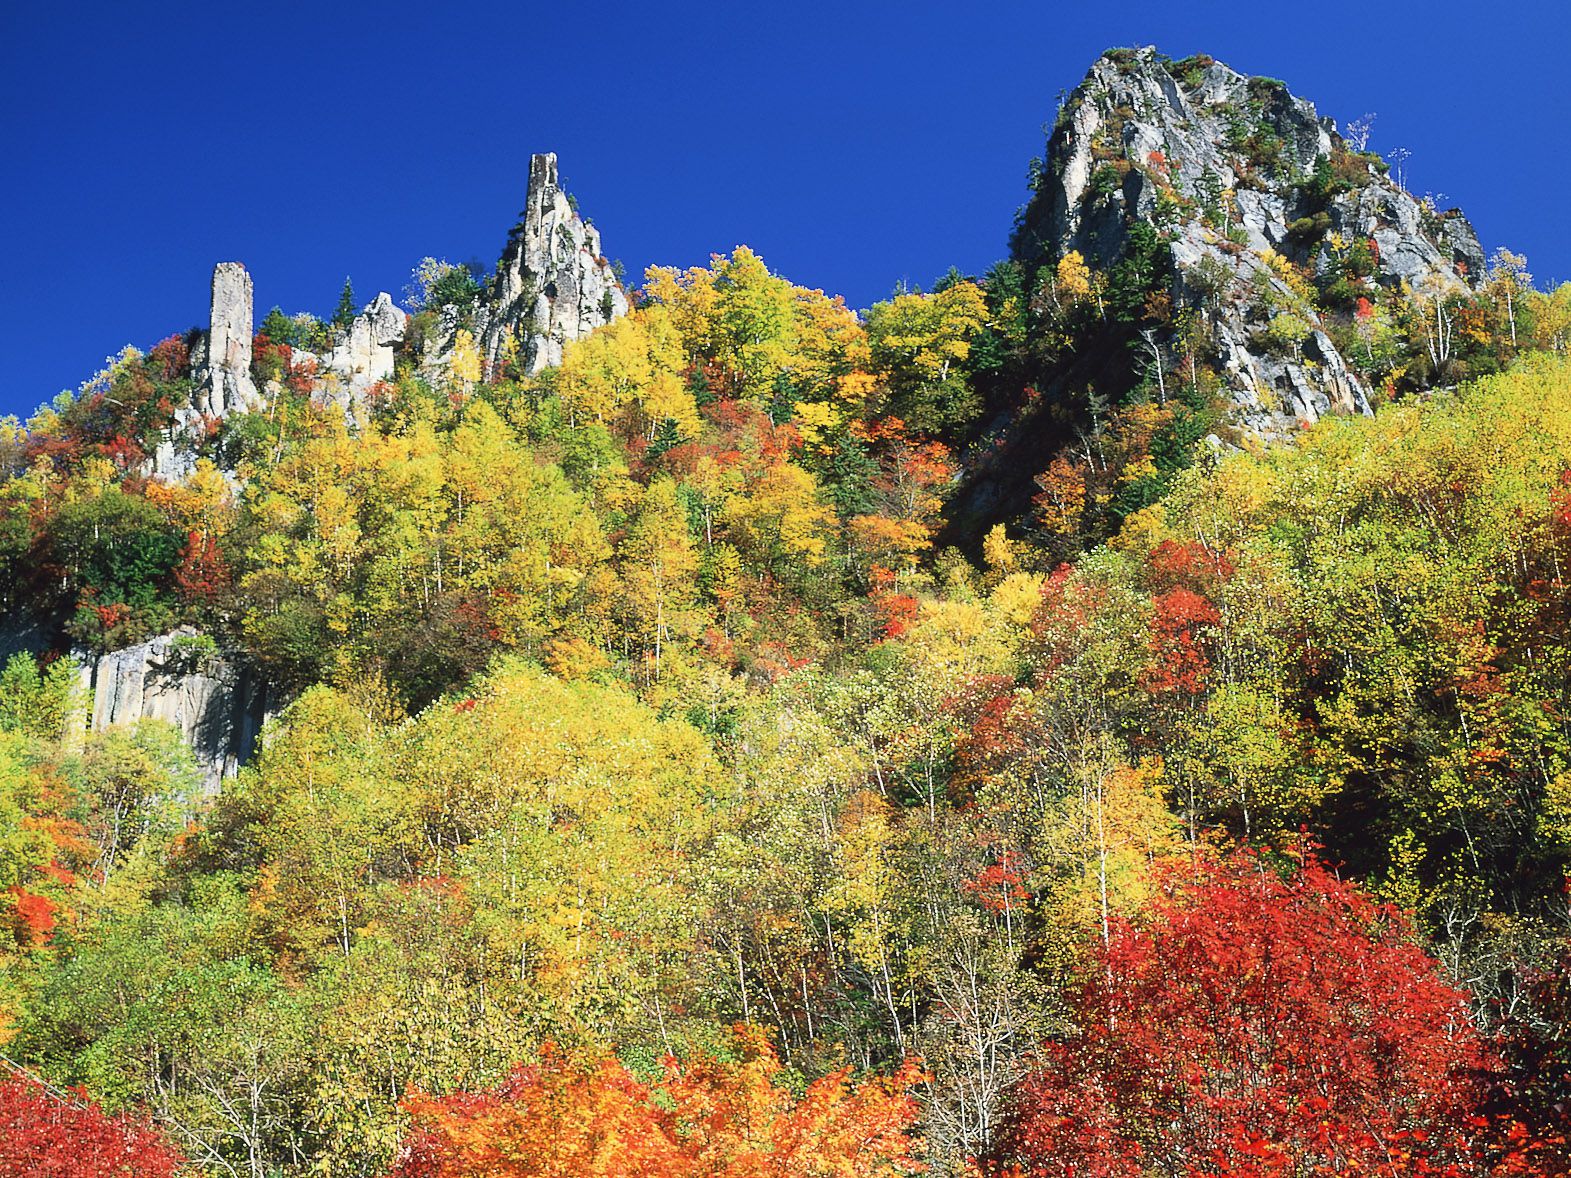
389,1026,924,1177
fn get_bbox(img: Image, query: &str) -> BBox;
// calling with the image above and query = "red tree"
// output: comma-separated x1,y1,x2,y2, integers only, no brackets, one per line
986,851,1498,1177
0,1071,186,1177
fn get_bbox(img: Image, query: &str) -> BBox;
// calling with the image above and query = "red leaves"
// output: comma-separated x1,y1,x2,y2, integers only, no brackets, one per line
0,1072,186,1177
91,602,131,631
389,1029,924,1178
987,851,1493,1177
963,851,1029,914
1147,539,1233,594
6,885,57,946
1144,587,1220,695
870,565,920,639
146,334,191,382
173,530,232,603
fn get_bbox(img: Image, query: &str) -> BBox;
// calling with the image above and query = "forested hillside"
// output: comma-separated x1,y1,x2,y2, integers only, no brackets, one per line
3,47,1571,1178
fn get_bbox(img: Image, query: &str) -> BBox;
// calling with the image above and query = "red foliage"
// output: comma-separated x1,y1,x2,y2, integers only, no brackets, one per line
146,334,191,382
950,677,1032,798
173,530,232,603
1147,539,1234,595
1144,587,1220,695
963,851,1029,914
869,565,920,639
985,851,1524,1177
0,1072,186,1177
1550,470,1571,532
92,602,131,631
6,885,57,946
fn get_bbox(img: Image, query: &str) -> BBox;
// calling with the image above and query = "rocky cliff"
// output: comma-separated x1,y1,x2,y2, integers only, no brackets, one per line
1013,47,1484,435
191,262,263,418
76,630,274,793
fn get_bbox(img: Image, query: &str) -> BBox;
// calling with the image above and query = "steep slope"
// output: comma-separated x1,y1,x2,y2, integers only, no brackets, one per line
947,47,1489,544
1014,46,1481,433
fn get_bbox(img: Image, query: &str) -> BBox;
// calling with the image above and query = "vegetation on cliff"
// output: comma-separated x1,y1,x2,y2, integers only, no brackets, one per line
3,47,1571,1178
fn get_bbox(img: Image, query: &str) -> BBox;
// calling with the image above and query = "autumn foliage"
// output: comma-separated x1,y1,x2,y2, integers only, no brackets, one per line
391,1028,924,1178
986,851,1501,1177
0,1071,187,1177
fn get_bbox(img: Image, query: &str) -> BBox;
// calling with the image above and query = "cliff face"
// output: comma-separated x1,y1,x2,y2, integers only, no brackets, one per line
76,631,275,793
1013,47,1484,436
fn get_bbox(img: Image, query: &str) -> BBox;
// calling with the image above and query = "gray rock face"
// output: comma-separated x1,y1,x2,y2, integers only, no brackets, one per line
77,630,275,793
478,152,628,375
194,262,262,417
321,292,407,417
1016,48,1484,437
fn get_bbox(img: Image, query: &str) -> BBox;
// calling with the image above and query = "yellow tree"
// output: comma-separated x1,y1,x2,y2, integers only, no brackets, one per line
866,281,988,432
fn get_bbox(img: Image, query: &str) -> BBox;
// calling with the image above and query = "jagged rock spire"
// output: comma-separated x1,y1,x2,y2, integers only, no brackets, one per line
479,152,628,375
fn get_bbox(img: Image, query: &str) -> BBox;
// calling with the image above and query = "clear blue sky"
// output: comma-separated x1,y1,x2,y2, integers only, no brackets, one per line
2,1,1566,418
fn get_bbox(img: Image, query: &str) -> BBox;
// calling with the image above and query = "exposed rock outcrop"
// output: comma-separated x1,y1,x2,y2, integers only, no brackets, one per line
192,262,262,418
319,292,407,418
76,630,275,793
476,152,628,374
1013,47,1484,436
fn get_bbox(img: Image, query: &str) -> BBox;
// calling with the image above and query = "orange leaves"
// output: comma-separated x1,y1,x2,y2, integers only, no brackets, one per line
6,885,56,946
391,1030,925,1178
1144,588,1220,696
1032,457,1086,539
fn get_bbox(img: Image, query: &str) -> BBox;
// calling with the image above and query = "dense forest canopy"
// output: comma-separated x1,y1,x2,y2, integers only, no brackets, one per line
3,47,1571,1178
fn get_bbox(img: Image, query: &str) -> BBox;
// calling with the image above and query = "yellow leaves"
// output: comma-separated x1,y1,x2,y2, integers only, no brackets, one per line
982,523,1022,575
821,790,900,971
792,399,839,452
848,513,929,571
1111,503,1170,554
448,328,482,389
867,281,988,381
990,572,1046,629
1041,754,1179,935
1539,771,1571,851
1055,250,1093,304
1258,248,1318,307
558,306,698,439
143,458,235,536
723,461,835,567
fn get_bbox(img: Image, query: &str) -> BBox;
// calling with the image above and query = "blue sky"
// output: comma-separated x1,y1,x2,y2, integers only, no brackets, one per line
2,0,1566,418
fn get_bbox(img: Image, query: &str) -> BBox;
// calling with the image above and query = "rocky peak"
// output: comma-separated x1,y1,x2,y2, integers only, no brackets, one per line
477,151,629,375
192,262,262,417
1014,47,1485,435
